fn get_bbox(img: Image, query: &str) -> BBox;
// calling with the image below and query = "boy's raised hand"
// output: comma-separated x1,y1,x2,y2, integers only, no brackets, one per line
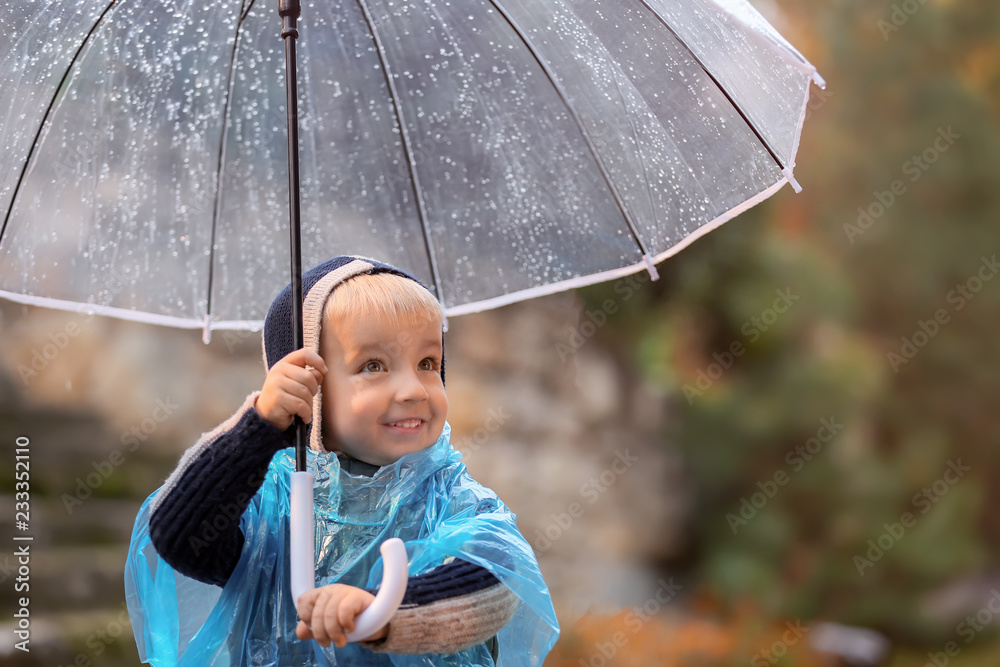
296,584,389,648
254,348,327,431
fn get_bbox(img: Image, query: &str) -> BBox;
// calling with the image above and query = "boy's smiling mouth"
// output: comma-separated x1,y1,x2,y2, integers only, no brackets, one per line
385,418,425,432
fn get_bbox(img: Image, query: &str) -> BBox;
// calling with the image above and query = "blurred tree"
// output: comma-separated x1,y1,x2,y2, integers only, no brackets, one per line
574,0,1000,651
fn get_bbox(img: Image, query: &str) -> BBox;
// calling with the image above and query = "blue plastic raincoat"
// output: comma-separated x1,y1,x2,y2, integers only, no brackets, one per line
125,422,558,666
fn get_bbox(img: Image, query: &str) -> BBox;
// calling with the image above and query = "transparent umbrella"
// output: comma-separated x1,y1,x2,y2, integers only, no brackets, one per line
0,0,823,342
2,0,824,657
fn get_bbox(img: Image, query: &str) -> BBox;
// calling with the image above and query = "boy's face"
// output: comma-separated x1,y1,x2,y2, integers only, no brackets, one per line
319,309,447,466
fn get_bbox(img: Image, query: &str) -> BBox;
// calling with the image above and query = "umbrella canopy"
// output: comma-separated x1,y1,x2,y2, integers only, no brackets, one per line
0,0,823,337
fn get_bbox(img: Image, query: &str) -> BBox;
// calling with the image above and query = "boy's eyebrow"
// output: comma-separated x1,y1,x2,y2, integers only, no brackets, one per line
347,338,442,359
345,342,392,361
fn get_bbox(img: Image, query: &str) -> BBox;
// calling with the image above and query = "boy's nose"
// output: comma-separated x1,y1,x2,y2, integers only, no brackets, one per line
394,369,429,401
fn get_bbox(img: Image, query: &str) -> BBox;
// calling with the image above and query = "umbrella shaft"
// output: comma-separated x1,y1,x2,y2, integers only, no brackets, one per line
280,1,307,472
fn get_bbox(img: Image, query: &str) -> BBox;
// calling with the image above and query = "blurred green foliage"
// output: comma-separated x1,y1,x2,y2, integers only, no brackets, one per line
577,0,1000,652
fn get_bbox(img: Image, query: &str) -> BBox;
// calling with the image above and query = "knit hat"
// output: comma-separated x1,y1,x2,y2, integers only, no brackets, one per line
262,256,445,452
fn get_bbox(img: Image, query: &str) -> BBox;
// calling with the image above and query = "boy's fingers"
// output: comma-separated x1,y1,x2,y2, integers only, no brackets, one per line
274,377,314,423
285,348,328,374
296,587,319,623
297,586,376,648
297,399,313,425
332,620,349,649
304,350,328,374
277,394,311,425
284,366,322,394
320,594,347,647
339,594,367,634
311,594,334,646
281,366,321,398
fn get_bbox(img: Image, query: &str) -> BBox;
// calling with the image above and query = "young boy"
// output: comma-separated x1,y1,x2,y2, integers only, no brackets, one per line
125,256,559,666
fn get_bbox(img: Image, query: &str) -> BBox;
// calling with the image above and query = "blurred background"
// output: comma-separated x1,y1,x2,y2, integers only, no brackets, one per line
2,0,999,665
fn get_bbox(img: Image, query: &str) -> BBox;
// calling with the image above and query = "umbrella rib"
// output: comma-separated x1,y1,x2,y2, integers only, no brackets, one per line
486,0,657,273
0,0,119,249
205,0,257,328
352,0,447,305
634,0,790,180
608,70,661,247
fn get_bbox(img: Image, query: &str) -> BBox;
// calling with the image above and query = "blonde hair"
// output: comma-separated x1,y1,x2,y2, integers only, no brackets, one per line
324,272,443,328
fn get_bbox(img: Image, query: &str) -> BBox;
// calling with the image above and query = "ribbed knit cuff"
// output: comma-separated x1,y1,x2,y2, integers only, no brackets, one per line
359,559,518,655
361,582,517,655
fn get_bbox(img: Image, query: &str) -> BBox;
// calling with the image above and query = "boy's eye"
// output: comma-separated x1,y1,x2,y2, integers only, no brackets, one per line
419,357,439,371
363,360,385,373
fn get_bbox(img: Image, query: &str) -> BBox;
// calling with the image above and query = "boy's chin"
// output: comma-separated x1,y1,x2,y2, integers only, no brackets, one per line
329,438,439,467
365,442,437,467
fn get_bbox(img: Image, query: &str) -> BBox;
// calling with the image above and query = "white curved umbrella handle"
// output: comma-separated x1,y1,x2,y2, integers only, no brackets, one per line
344,538,408,641
290,471,409,643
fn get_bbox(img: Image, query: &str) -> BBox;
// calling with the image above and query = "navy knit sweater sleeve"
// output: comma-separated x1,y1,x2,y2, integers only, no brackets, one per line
148,398,517,656
149,402,290,586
